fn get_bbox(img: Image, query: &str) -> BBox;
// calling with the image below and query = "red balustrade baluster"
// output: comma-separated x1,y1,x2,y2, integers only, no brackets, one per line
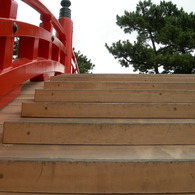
0,0,76,108
0,0,18,71
58,0,73,74
18,37,39,60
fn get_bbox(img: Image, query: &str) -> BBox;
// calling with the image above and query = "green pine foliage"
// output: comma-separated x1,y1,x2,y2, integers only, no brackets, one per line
73,49,95,74
105,0,195,74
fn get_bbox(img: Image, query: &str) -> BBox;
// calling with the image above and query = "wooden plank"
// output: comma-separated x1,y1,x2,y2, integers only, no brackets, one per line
1,193,195,195
51,73,195,79
35,89,195,103
0,81,44,142
0,159,195,193
3,119,195,145
21,102,195,119
50,74,195,82
1,144,195,164
44,81,195,90
54,73,195,77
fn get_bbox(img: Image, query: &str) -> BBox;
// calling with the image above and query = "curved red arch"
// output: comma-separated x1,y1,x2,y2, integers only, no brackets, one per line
0,0,79,109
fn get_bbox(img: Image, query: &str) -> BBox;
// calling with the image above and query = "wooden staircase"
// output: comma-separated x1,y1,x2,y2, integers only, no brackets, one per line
1,74,195,194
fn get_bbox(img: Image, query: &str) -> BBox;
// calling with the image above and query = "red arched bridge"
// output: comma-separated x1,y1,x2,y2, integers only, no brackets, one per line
1,1,195,194
0,0,79,109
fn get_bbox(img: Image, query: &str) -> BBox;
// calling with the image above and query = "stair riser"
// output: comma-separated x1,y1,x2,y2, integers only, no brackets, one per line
0,160,195,193
50,76,195,82
53,74,195,78
22,103,195,119
3,122,195,145
44,82,195,90
35,89,195,103
1,193,195,195
0,192,195,195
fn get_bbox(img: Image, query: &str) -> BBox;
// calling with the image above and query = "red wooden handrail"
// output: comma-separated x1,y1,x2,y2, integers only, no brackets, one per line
72,51,80,74
21,0,66,41
0,0,79,109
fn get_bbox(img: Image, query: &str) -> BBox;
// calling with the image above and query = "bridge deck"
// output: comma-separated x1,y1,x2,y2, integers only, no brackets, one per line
1,75,195,194
0,81,44,142
1,77,195,160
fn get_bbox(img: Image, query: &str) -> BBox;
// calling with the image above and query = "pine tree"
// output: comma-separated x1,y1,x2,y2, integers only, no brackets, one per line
73,49,95,73
105,0,195,74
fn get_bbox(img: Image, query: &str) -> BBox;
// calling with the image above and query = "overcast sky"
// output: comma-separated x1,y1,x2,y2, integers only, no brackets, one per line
16,0,195,73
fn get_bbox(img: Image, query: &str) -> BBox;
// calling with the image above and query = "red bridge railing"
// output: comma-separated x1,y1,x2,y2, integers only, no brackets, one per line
0,0,79,109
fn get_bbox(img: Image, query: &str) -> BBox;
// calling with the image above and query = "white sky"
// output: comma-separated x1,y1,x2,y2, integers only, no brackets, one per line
16,0,195,73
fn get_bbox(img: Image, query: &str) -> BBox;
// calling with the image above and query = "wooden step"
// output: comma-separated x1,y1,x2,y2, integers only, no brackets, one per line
54,73,195,77
35,89,195,103
0,144,195,193
1,193,195,195
44,81,195,90
50,74,195,82
0,192,195,195
2,74,195,194
3,119,195,145
21,102,195,119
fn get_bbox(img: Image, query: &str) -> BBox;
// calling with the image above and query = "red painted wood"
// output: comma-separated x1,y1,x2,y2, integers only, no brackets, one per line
72,52,80,74
22,0,66,41
0,0,79,109
0,0,18,19
59,17,73,73
0,85,21,109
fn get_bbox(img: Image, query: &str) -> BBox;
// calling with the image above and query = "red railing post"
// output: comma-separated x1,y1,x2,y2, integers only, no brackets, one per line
0,0,20,108
0,0,18,18
0,0,79,109
39,14,53,61
58,0,73,74
29,14,53,81
40,15,53,33
0,0,18,71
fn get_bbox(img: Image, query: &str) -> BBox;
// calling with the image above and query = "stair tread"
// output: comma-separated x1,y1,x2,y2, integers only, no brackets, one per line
0,192,195,195
50,74,195,82
3,118,195,145
44,81,195,91
1,144,195,162
54,73,195,77
45,81,195,84
28,101,190,103
35,89,195,103
21,102,195,119
4,118,195,124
